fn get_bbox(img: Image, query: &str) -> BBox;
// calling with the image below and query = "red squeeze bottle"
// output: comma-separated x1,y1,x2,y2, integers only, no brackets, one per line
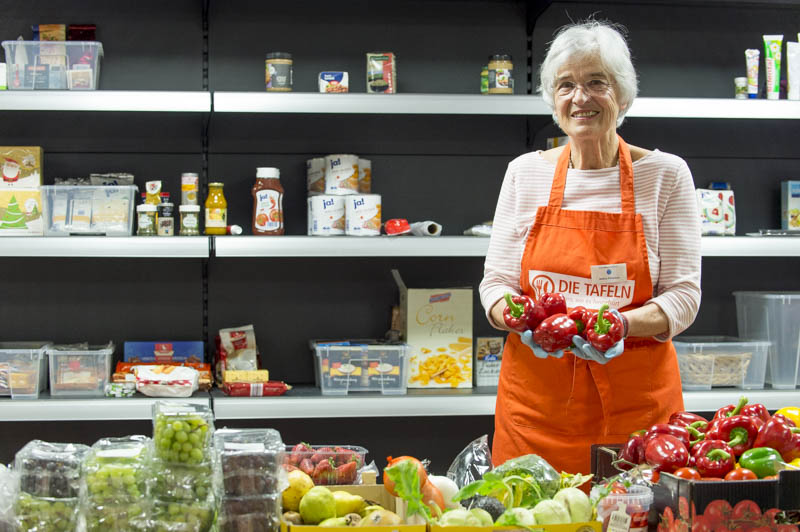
252,167,284,235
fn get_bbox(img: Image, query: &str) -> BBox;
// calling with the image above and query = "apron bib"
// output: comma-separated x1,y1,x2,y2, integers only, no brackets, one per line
492,136,684,474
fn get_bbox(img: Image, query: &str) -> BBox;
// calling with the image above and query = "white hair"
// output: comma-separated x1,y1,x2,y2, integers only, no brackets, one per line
539,20,638,127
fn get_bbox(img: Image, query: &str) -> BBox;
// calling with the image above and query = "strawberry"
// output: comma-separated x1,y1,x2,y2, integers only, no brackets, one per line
312,458,335,485
310,446,335,464
299,458,315,477
289,443,312,466
335,461,358,484
283,464,299,473
334,447,362,467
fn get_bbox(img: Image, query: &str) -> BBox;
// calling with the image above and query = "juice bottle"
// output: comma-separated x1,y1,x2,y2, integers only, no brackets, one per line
252,167,284,235
204,182,227,235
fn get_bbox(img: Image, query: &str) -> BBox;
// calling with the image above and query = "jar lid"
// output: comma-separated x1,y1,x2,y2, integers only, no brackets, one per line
266,52,292,60
137,204,157,212
489,54,512,62
209,182,224,187
256,167,280,178
180,205,201,212
158,203,174,214
181,172,199,178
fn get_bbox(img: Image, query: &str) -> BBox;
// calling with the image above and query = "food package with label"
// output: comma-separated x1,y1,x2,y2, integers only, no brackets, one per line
696,188,736,235
123,341,205,363
41,185,136,236
0,147,42,188
15,440,90,499
214,324,260,384
213,428,286,499
81,436,150,507
0,189,43,236
221,381,291,397
134,365,199,398
47,342,114,397
318,71,349,93
114,361,212,391
366,52,396,93
475,337,504,387
392,270,473,389
152,401,214,465
223,369,269,383
781,180,800,230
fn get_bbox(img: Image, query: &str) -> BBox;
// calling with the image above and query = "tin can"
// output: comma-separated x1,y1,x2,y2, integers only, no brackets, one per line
306,157,326,195
323,154,359,195
357,158,372,193
307,195,346,236
345,194,381,236
181,172,199,205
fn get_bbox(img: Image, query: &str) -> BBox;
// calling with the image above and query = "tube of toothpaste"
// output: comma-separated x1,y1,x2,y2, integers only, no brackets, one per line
745,49,760,98
788,42,800,101
763,34,783,100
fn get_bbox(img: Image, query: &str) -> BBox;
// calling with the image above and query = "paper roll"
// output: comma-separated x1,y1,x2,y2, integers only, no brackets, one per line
410,221,442,237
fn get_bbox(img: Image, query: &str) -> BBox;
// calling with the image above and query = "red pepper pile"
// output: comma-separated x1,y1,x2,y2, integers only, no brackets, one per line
617,396,800,480
503,293,624,353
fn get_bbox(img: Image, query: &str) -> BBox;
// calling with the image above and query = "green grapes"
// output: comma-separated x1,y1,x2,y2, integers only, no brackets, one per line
152,499,214,532
154,413,211,464
15,493,79,532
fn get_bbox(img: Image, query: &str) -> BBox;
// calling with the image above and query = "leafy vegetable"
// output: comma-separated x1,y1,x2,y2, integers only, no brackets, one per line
384,460,434,523
559,471,593,490
453,454,560,509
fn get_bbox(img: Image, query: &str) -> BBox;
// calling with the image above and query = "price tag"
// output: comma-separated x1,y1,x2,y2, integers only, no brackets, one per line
608,502,632,532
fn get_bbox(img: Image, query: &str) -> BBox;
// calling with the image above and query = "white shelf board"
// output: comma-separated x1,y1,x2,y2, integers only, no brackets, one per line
213,92,550,115
0,236,210,258
701,236,800,256
0,90,211,112
0,392,211,421
628,98,800,119
213,236,491,257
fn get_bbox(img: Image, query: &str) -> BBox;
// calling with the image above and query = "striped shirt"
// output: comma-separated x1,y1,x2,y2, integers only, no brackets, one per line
480,149,702,341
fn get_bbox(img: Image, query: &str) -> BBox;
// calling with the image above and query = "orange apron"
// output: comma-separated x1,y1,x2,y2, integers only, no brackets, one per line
492,136,684,474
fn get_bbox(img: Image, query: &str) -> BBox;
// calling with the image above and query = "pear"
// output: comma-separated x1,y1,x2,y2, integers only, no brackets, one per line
283,470,315,512
359,509,403,526
319,517,349,527
333,491,366,516
299,486,336,525
359,505,384,518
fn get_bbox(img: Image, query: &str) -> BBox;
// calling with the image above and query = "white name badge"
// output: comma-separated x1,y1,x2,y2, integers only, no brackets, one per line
528,270,635,309
591,263,628,283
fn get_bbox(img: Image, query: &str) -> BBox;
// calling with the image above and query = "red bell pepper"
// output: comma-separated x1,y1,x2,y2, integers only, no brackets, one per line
668,411,708,428
618,430,647,469
532,314,578,352
742,403,771,425
692,440,735,478
713,396,748,421
753,414,800,462
644,434,689,473
644,423,691,448
503,293,535,332
584,304,624,352
567,306,590,335
714,414,759,457
537,292,567,318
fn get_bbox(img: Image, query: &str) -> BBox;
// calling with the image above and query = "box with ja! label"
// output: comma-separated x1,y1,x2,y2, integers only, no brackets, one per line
781,180,800,230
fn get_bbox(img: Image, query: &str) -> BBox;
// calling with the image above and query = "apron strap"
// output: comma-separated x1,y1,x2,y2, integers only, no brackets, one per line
548,134,636,215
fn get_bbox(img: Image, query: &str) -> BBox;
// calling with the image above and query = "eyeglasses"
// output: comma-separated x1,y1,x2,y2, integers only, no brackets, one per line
555,78,612,97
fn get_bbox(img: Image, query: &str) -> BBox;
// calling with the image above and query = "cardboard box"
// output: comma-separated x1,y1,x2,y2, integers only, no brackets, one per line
475,337,503,387
781,180,800,230
0,146,43,188
392,270,472,389
123,341,205,363
696,189,736,236
0,189,43,235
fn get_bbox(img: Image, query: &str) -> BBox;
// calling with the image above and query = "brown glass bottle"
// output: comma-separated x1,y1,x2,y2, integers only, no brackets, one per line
252,167,284,235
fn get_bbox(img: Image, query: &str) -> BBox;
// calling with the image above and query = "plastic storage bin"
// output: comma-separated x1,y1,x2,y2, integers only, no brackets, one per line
1,41,103,90
673,336,769,390
41,185,137,236
0,342,49,400
734,292,800,389
311,340,409,395
47,342,114,397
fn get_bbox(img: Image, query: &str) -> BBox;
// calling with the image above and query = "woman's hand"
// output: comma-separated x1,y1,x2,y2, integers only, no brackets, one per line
489,298,513,331
623,303,670,338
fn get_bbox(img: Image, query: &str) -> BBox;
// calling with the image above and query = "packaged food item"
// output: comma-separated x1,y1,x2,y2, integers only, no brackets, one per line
696,188,736,235
480,65,488,94
114,361,212,391
0,465,18,532
151,461,212,500
265,52,293,92
0,146,42,188
152,401,214,465
134,365,199,398
357,158,371,193
67,24,96,41
205,182,227,235
181,172,199,205
15,440,90,499
0,342,49,399
223,369,270,383
145,180,162,205
734,76,747,99
218,495,281,532
763,34,783,100
222,381,291,397
214,428,286,497
345,194,381,236
475,337,504,386
284,444,367,485
252,167,284,235
215,324,260,383
124,341,204,363
180,204,201,235
782,180,800,230
318,71,349,93
366,52,396,93
324,154,359,195
306,157,326,195
82,436,150,506
788,41,800,101
307,195,345,236
136,204,156,236
488,54,513,94
157,202,174,236
151,498,214,532
47,342,114,396
104,381,136,397
15,493,80,532
312,341,408,395
0,189,43,236
0,64,6,91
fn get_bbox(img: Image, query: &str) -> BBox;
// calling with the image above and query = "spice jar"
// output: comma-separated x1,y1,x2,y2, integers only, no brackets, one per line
136,204,157,236
204,182,227,235
265,52,293,92
488,54,513,94
157,203,174,236
179,205,200,236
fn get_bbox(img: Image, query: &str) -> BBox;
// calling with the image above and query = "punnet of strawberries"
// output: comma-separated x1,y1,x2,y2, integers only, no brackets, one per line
283,443,367,485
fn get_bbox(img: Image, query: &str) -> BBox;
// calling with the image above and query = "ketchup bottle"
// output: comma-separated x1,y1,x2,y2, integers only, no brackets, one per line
252,167,284,235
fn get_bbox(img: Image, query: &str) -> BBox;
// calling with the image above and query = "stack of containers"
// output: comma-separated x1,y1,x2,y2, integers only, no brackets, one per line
306,155,380,236
150,402,216,531
81,436,151,531
214,428,287,532
13,440,90,531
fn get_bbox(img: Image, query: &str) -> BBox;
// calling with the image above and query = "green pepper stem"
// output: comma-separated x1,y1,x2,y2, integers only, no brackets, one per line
504,293,524,318
690,420,709,430
705,448,731,461
727,427,749,448
594,304,611,334
729,396,748,417
687,426,704,439
791,428,800,434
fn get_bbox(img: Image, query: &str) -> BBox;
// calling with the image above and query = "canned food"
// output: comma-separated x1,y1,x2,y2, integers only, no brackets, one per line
181,173,199,205
306,157,326,195
323,154,359,195
307,195,346,236
357,158,372,193
345,194,381,236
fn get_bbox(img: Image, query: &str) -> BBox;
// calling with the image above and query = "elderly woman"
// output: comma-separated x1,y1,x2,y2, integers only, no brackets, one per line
480,20,701,474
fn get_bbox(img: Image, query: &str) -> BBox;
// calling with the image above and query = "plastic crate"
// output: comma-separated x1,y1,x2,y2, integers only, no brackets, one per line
734,292,800,388
47,342,114,397
41,185,137,236
674,336,769,390
311,340,409,395
1,41,103,90
0,342,49,400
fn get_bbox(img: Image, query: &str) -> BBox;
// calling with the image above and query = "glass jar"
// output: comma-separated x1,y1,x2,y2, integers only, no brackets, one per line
181,172,199,205
265,52,293,92
180,205,200,236
136,204,157,236
488,54,513,94
204,182,227,235
480,65,488,94
157,203,174,236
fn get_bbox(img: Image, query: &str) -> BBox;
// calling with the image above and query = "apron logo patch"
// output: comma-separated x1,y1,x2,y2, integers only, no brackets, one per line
528,270,635,309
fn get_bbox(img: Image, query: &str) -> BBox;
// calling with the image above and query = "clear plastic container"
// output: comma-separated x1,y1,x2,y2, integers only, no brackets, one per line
82,436,150,505
14,494,80,531
218,494,281,532
15,440,90,499
214,428,286,497
150,459,212,501
41,185,137,236
734,292,800,388
284,444,367,485
1,41,103,90
151,497,215,532
83,500,149,532
594,484,653,532
0,342,49,399
673,336,769,390
311,340,409,395
152,401,215,465
47,342,114,396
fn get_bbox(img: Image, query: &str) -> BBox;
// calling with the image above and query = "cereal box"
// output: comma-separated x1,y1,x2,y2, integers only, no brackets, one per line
0,189,43,236
0,147,43,188
781,180,800,230
392,270,472,389
475,337,504,387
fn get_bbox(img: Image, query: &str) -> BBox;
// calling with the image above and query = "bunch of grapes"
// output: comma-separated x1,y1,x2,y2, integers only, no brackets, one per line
154,414,211,464
15,493,79,532
85,502,148,532
85,462,146,504
151,500,214,532
151,462,212,501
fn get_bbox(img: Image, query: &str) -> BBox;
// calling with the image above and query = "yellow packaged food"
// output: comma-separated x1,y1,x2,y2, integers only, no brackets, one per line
223,370,270,383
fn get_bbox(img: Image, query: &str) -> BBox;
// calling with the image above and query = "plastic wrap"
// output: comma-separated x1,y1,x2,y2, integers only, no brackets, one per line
150,460,213,501
0,465,18,532
218,494,281,532
151,497,215,532
82,436,150,504
15,493,80,532
15,440,90,498
446,435,493,488
152,401,214,464
284,444,367,485
214,428,287,497
135,365,199,398
84,501,149,532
